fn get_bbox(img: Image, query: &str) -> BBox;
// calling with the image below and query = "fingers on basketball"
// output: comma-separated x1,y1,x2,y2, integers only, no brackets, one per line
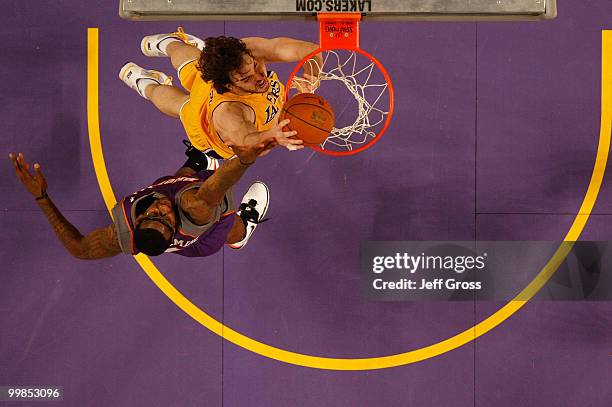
279,93,335,147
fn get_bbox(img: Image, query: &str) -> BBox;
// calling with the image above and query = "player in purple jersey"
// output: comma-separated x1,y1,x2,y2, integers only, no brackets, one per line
9,138,277,259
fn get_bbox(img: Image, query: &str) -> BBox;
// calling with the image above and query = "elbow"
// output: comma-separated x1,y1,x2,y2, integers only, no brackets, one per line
69,248,88,260
70,249,105,261
65,242,88,260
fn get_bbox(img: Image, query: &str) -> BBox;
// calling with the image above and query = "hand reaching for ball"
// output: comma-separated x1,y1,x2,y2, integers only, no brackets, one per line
279,93,335,147
261,119,304,151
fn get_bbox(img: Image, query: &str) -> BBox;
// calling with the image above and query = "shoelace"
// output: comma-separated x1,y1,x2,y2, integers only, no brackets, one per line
142,68,173,86
239,200,269,224
175,27,188,41
174,26,199,48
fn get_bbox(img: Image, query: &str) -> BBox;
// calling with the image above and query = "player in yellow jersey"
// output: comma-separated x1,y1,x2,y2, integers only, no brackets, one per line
119,28,321,158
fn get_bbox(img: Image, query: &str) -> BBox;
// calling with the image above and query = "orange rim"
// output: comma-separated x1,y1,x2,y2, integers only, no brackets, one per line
286,47,395,156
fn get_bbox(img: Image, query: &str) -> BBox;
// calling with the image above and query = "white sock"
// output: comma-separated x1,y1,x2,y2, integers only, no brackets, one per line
207,157,220,171
136,78,158,99
158,37,182,55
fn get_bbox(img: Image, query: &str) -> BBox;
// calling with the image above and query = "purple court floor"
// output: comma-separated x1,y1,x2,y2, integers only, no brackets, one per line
1,1,612,406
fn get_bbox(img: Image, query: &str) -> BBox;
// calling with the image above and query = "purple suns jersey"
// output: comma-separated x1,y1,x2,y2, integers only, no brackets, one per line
110,171,236,257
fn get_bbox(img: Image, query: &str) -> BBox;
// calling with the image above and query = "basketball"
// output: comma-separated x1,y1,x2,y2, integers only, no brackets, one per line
280,93,335,146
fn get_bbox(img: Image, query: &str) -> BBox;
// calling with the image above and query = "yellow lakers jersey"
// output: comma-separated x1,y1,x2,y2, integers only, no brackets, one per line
205,71,285,157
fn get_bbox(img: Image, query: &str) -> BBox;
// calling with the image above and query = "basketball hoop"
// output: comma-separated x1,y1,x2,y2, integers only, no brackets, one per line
286,13,394,156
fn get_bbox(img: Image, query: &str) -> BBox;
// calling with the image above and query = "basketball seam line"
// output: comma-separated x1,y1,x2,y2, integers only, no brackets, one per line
282,109,334,135
284,102,334,117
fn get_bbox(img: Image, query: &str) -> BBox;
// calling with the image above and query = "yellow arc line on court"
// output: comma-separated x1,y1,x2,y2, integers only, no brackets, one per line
87,28,611,370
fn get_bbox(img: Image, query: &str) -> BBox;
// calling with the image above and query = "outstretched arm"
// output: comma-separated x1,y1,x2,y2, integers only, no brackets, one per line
243,37,323,92
197,137,278,201
213,103,302,151
243,37,320,64
179,138,278,224
9,153,121,260
36,200,121,260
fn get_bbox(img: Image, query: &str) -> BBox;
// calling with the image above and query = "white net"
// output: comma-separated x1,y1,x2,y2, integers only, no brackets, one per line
290,49,392,153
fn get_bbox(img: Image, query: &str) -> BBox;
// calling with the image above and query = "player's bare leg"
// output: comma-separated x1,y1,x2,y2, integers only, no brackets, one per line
127,28,204,116
226,216,247,244
144,84,188,118
166,41,201,71
119,62,188,118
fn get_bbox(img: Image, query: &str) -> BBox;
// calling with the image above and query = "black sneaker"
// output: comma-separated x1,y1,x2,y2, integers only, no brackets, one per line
182,139,222,171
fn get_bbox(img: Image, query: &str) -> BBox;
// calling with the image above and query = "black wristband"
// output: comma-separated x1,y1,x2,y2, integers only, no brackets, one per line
35,192,49,201
239,159,254,166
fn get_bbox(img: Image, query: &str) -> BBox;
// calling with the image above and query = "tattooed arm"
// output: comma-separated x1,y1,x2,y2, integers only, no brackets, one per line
195,137,278,201
9,153,121,260
180,138,279,224
36,198,121,259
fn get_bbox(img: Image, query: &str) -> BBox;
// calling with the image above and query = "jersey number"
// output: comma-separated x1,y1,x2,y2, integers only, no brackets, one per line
265,105,279,124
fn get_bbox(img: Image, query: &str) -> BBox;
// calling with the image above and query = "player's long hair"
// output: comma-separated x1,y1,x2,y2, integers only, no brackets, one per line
198,36,250,94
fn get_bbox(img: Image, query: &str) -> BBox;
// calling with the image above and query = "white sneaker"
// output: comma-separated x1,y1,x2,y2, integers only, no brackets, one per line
141,26,205,57
118,62,172,99
228,181,270,250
